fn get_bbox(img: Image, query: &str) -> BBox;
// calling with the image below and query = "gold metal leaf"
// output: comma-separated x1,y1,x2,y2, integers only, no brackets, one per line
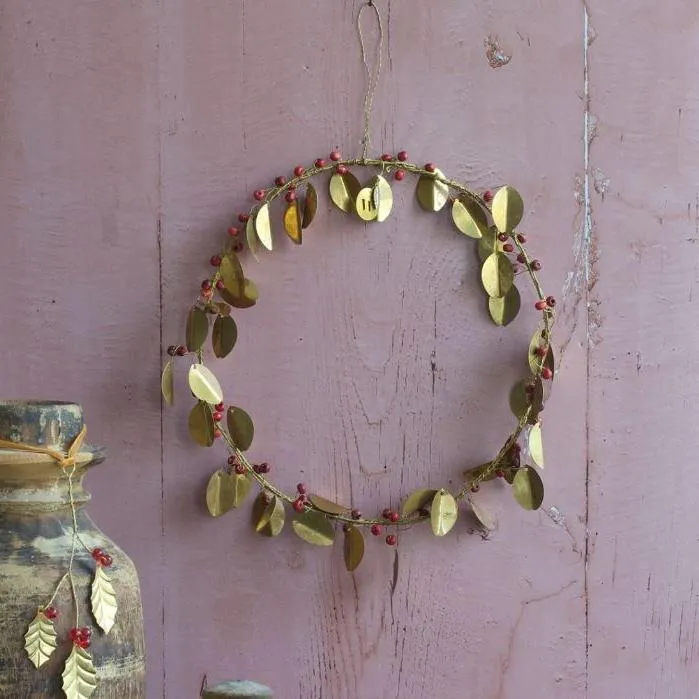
309,494,349,515
24,612,57,669
373,175,393,222
452,197,487,239
226,406,254,451
161,360,174,406
251,493,285,537
283,201,303,244
215,302,231,316
355,186,378,221
468,497,497,531
185,307,208,352
430,489,458,536
212,314,238,358
481,252,515,298
416,169,449,212
188,364,223,405
218,280,257,309
302,183,318,228
292,510,335,546
528,327,555,377
477,226,503,262
188,401,214,447
255,203,272,251
401,488,438,516
344,526,365,572
509,378,544,424
488,284,521,326
62,645,97,699
528,423,545,468
492,186,524,233
246,216,260,261
329,172,361,213
512,466,545,511
91,565,117,634
219,252,245,297
206,469,252,516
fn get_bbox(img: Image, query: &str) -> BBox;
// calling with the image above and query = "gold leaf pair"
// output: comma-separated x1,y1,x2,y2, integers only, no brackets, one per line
329,172,393,222
206,470,252,517
292,510,335,546
252,493,285,536
283,183,318,244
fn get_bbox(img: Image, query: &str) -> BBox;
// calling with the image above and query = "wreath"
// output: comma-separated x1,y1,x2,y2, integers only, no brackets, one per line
161,149,555,571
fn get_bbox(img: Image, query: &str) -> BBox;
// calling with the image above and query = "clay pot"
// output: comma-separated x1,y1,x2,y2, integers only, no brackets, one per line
0,401,146,697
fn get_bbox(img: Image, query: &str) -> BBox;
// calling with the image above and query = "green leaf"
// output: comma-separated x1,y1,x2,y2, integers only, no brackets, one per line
226,406,254,451
185,307,208,352
512,466,544,510
212,315,238,358
292,510,335,546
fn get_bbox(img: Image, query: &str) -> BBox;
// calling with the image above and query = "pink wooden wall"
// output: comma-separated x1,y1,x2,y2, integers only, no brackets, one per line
1,1,696,697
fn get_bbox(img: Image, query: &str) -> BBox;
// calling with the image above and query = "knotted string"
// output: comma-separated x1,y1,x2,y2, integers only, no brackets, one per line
0,424,87,469
357,1,384,160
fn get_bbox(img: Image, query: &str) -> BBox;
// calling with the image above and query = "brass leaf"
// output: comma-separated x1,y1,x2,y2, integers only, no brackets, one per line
255,203,272,251
188,364,223,405
215,302,231,316
246,216,260,261
251,493,285,537
477,226,503,262
528,327,555,377
62,645,97,699
219,252,245,297
416,169,449,212
329,172,361,213
292,510,335,546
512,466,545,511
309,494,349,515
161,360,174,406
452,197,487,239
509,378,544,424
528,423,545,468
401,488,438,516
185,307,208,352
188,401,215,447
302,183,318,228
492,186,524,233
488,284,521,326
481,252,515,298
468,497,497,531
373,175,393,222
355,186,378,221
91,565,117,634
212,314,238,358
206,469,251,516
430,489,458,536
344,526,365,572
24,612,57,669
219,280,257,309
226,406,254,451
283,201,303,244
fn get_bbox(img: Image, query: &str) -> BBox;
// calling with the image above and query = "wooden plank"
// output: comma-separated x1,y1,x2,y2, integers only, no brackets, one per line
586,3,699,696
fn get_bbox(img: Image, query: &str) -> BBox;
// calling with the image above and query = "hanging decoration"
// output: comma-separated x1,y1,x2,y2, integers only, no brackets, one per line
162,1,556,572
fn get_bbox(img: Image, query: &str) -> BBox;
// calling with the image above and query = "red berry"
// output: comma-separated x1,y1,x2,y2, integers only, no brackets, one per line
69,628,80,642
100,554,113,568
517,253,527,264
285,191,296,203
79,638,91,649
274,176,287,187
227,455,236,465
483,190,494,202
498,233,509,242
213,429,222,439
176,346,186,356
542,367,553,380
293,166,305,177
296,483,307,495
201,279,212,291
531,260,542,271
234,464,245,475
210,255,222,267
496,470,505,478
216,279,225,290
314,158,326,168
215,402,224,411
397,150,408,162
336,164,348,175
43,606,58,620
534,345,548,358
351,509,362,520
386,534,397,546
292,498,305,512
167,345,177,356
535,300,547,311
227,226,240,237
253,189,265,201
91,547,104,561
503,243,514,253
330,150,342,161
546,296,557,308
232,241,244,253
371,524,382,536
517,233,527,243
424,163,436,173
257,462,270,474
213,411,223,422
388,511,399,523
381,153,393,162
394,170,405,181
238,213,250,223
382,508,391,519
471,484,480,493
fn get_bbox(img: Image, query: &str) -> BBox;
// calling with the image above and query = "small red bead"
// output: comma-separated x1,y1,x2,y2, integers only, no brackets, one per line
258,462,270,474
314,158,326,168
498,233,509,242
381,153,393,162
531,260,542,271
517,233,527,243
201,279,212,291
351,509,362,520
79,638,91,649
232,241,244,253
330,150,342,162
534,345,549,358
546,296,557,307
100,554,113,568
215,402,224,411
227,455,236,465
336,164,348,175
234,464,246,475
43,606,58,620
213,429,222,439
210,255,222,267
91,548,103,561
296,483,307,495
541,367,553,380
503,243,514,253
274,176,287,187
285,191,296,203
213,411,223,422
238,214,250,223
394,170,405,181
167,345,177,356
424,163,436,173
292,498,305,512
371,524,382,536
397,150,408,162
227,226,240,237
388,511,399,523
253,189,265,201
535,300,547,311
176,346,186,356
293,166,305,177
69,628,80,642
517,253,527,264
385,534,397,546
483,190,494,203
215,280,225,290
382,508,391,519
471,484,480,493
496,470,505,478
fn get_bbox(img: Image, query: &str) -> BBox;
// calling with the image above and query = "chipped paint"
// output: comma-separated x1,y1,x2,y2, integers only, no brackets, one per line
485,36,512,68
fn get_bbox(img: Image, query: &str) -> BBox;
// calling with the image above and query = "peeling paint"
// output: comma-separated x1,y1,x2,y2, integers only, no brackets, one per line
485,36,512,68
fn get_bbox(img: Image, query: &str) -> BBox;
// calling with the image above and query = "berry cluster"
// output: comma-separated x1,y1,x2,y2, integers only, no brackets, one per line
69,626,92,649
91,547,113,568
